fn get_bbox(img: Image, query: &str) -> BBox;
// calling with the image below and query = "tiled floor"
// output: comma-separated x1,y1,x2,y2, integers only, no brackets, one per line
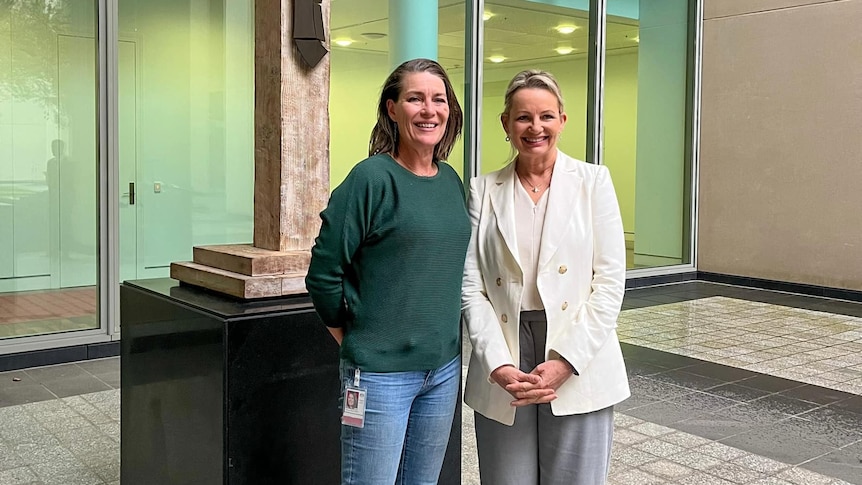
1,281,861,484
618,297,862,395
0,359,119,484
0,287,97,339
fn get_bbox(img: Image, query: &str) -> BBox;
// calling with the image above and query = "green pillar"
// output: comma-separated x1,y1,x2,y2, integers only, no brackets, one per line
633,0,689,267
389,0,438,69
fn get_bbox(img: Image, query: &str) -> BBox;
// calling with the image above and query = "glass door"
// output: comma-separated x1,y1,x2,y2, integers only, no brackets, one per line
117,0,256,283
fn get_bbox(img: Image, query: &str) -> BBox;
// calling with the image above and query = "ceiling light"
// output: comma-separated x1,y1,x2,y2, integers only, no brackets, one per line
554,46,574,55
334,38,354,47
555,24,578,34
360,32,386,40
483,10,495,21
488,55,506,64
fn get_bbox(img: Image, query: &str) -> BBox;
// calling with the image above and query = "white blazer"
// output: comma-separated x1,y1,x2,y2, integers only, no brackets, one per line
462,150,630,425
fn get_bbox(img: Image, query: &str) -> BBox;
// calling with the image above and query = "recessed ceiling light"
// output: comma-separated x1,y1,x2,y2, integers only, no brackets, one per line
334,38,354,47
555,46,574,55
555,24,578,34
488,55,506,63
360,32,386,40
483,10,495,21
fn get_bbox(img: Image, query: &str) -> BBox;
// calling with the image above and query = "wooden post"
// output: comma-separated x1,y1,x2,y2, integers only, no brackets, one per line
171,0,330,299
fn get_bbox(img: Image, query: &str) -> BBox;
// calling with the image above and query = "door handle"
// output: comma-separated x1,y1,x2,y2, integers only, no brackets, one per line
129,182,135,205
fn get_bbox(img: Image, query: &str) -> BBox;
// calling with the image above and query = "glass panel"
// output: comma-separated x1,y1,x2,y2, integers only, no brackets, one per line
0,2,99,339
603,0,692,269
480,0,591,175
330,0,468,187
118,0,255,280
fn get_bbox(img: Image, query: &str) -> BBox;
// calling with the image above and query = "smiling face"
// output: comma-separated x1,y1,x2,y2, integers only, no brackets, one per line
501,87,567,165
386,72,450,157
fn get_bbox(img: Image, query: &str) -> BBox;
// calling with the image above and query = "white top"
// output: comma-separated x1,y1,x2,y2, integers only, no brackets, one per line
514,172,549,311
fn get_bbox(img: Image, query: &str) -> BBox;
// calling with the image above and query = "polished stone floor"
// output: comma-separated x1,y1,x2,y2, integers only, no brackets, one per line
1,281,860,484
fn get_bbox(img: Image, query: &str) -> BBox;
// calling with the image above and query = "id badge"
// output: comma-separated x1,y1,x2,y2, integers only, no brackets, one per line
342,369,367,428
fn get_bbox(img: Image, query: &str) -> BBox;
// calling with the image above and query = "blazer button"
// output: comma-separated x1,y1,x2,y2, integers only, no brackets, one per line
496,277,502,286
501,314,508,323
561,301,568,311
558,265,567,274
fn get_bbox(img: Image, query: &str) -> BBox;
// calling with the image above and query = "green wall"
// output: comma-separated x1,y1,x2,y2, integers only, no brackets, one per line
118,0,254,279
633,0,688,266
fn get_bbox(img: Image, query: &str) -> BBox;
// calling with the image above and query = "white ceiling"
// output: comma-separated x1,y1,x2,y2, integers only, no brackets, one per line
330,0,639,70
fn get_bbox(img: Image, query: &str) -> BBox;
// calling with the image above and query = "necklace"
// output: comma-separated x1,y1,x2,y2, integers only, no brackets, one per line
517,171,551,193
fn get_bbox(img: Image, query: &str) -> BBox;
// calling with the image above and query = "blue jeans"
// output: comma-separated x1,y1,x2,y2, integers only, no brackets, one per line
340,355,460,485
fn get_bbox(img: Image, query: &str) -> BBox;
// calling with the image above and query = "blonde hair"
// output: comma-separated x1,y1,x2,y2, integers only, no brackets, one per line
501,70,565,163
502,69,565,117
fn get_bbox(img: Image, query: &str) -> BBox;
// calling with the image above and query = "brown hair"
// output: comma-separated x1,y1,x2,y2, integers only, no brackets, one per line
368,58,463,161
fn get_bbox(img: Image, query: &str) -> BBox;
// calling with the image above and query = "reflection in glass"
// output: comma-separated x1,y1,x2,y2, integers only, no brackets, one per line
0,2,99,339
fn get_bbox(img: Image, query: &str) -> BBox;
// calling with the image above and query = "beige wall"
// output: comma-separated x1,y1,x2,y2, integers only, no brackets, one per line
698,0,862,290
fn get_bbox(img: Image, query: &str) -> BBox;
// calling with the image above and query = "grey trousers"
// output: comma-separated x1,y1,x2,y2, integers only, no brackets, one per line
474,311,615,485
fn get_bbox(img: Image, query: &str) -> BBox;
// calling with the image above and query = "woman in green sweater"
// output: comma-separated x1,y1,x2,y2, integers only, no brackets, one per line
306,58,470,485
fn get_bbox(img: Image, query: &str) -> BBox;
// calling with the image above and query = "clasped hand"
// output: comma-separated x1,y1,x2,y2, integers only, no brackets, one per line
490,360,573,407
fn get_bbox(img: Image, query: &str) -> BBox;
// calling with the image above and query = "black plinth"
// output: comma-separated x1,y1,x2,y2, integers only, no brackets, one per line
120,278,461,485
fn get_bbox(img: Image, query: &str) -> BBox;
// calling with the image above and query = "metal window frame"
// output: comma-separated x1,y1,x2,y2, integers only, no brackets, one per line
463,0,484,179
0,0,116,355
104,0,121,338
586,0,607,166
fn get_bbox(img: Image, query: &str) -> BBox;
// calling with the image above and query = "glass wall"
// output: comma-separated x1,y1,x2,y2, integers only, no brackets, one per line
117,0,255,282
0,0,697,349
0,2,100,339
604,0,693,269
329,0,467,186
480,0,591,175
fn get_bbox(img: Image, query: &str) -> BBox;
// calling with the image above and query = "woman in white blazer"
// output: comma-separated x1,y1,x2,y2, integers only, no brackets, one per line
462,70,630,485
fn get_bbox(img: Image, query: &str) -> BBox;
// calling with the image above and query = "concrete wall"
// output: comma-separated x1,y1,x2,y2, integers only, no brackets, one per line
698,0,862,290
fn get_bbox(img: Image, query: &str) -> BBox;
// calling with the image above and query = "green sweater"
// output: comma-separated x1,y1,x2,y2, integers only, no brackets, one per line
306,154,471,372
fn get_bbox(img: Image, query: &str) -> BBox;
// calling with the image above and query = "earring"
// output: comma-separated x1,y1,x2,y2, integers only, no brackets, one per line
505,135,510,142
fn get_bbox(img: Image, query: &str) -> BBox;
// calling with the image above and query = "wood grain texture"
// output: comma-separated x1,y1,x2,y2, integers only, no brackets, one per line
254,0,330,252
193,245,311,276
174,0,329,298
171,262,308,299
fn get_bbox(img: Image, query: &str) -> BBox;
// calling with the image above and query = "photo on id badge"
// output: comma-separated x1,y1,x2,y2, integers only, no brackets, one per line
342,387,367,428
